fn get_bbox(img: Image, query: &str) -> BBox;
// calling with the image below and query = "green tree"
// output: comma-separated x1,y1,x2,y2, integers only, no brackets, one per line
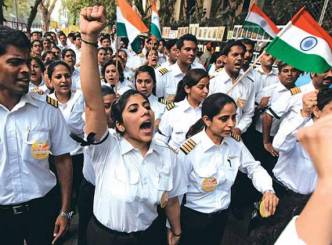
62,0,116,26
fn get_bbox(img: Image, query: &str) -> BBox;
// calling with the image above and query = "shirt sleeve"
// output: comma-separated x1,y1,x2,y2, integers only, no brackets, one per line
49,107,78,156
267,92,292,119
168,151,188,198
155,110,172,144
275,216,305,245
237,82,255,133
67,93,85,136
239,142,274,193
272,112,311,152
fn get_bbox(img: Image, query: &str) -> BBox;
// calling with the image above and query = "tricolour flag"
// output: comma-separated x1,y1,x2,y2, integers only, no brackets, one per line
266,8,332,73
243,3,280,38
150,1,162,40
117,0,149,44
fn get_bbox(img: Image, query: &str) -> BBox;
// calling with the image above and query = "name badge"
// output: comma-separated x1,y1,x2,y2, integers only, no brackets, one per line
31,142,50,160
201,177,218,192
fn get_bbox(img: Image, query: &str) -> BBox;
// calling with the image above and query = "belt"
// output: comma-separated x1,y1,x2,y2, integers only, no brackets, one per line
0,188,56,216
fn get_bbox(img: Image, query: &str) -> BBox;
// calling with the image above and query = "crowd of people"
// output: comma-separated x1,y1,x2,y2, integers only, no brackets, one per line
0,4,332,245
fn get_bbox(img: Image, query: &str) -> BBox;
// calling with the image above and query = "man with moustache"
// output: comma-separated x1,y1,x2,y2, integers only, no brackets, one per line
0,26,75,245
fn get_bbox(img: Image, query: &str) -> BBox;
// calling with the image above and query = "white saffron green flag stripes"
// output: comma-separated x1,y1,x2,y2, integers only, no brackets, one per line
150,1,161,40
116,0,148,44
243,3,279,38
266,8,332,73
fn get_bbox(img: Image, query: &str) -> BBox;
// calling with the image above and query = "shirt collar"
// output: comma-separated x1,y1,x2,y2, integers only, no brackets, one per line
1,93,39,112
179,98,202,111
119,136,161,156
257,66,277,76
199,130,229,152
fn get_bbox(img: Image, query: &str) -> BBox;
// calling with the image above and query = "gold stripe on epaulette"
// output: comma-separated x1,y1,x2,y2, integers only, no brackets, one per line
159,67,169,75
166,102,175,111
158,98,167,104
180,138,197,155
290,87,301,95
46,96,58,108
230,132,241,142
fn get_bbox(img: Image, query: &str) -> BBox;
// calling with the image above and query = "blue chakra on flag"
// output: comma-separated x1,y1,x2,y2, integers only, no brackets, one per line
300,36,318,51
260,20,267,28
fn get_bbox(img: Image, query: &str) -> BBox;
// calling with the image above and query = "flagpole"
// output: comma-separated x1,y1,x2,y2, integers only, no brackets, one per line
227,20,293,94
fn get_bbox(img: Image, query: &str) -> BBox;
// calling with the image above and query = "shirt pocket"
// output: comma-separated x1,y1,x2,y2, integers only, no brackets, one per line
191,165,219,193
149,164,171,205
24,129,50,161
111,163,139,203
224,156,240,188
171,128,187,146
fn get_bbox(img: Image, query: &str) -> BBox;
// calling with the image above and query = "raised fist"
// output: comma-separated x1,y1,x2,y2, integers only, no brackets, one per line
80,5,107,41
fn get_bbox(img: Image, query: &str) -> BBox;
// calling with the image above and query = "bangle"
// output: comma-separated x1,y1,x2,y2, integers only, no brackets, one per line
81,38,98,48
173,231,181,237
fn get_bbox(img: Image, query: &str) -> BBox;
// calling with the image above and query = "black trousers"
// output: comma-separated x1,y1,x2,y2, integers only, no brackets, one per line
0,188,58,245
180,206,229,245
72,154,84,211
78,177,95,245
87,215,163,245
248,180,311,245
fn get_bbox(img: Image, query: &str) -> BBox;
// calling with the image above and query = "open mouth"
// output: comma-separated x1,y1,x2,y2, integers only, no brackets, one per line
139,120,152,130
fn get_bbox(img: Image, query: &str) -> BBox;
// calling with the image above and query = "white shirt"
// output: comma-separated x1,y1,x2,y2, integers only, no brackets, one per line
275,216,305,245
273,113,317,194
90,129,186,232
148,94,165,120
255,82,289,136
253,66,279,101
156,98,202,150
179,130,274,213
29,80,51,95
155,62,205,99
72,68,81,91
49,91,84,155
209,69,255,133
267,82,315,120
0,93,76,205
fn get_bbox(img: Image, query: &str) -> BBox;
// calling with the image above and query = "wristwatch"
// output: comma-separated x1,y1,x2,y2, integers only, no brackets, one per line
59,211,74,220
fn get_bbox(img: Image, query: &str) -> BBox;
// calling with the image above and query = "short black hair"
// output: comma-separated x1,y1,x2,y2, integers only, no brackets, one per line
101,85,116,96
0,26,31,55
240,38,256,48
165,39,178,50
47,60,72,79
176,34,197,49
317,88,332,110
222,39,246,56
61,48,76,59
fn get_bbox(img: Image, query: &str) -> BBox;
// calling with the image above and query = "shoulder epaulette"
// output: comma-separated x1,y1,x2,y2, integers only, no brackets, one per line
158,67,169,76
158,97,167,104
46,96,58,108
180,138,197,155
290,87,301,95
166,102,175,111
230,132,241,142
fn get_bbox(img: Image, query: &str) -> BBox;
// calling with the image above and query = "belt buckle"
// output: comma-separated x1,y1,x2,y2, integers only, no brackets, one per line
12,204,28,215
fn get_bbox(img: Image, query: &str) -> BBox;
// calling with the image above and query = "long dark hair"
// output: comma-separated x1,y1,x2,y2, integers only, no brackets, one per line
110,89,148,135
174,69,209,102
186,93,237,138
134,65,157,95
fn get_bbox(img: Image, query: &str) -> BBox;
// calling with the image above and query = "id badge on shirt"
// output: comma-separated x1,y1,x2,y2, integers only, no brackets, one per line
31,142,50,160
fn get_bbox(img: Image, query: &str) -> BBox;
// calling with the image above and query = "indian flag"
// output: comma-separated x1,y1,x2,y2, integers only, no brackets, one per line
266,8,332,73
244,3,279,38
150,1,162,40
116,0,149,44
